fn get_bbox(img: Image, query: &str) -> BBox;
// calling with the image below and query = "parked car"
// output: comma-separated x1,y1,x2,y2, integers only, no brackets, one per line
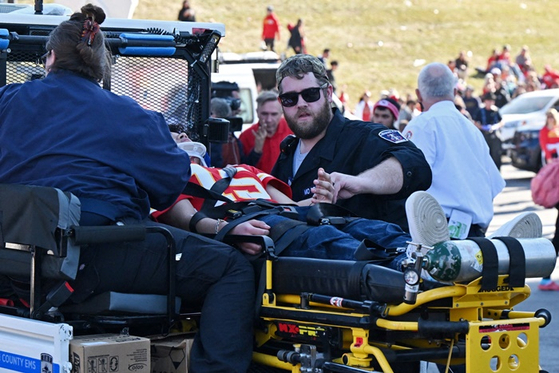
498,89,559,152
510,123,545,172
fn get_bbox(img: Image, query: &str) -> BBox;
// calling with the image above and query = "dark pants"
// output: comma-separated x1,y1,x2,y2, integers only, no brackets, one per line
260,214,410,260
264,38,275,51
71,220,255,373
467,224,486,237
483,131,502,170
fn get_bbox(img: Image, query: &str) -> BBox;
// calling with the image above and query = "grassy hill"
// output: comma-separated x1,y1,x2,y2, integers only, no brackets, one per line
29,0,559,108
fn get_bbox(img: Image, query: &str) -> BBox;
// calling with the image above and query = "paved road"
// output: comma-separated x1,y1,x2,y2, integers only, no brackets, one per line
490,158,558,373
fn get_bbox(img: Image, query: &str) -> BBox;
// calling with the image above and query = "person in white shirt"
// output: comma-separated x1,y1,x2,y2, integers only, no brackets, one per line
402,62,505,238
353,91,373,121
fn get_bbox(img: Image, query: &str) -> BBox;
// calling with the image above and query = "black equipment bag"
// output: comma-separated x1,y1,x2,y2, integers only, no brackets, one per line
0,184,81,280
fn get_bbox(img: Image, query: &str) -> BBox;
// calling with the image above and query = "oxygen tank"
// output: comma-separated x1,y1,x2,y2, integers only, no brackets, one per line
421,237,556,283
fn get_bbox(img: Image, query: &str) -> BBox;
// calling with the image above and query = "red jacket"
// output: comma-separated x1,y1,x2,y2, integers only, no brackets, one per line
540,126,559,161
239,118,292,174
543,68,559,89
262,14,280,40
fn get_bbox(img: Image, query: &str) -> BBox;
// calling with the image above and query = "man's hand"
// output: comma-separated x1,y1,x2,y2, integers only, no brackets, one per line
311,167,335,204
330,172,361,203
252,123,267,153
229,219,270,255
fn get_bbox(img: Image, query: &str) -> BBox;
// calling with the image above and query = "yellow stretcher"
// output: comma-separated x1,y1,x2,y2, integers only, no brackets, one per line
250,253,551,373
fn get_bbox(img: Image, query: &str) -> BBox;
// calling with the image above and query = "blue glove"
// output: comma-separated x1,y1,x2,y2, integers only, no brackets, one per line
481,124,492,132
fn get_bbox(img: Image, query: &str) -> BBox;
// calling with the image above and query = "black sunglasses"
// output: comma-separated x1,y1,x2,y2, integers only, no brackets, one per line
278,84,327,107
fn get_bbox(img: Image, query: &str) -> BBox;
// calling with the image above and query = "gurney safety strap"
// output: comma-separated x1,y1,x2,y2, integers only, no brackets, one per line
467,237,499,291
492,236,526,288
348,261,369,300
269,219,311,257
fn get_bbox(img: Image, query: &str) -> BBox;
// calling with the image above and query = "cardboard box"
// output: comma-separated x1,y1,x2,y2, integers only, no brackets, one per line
150,334,195,373
70,334,150,373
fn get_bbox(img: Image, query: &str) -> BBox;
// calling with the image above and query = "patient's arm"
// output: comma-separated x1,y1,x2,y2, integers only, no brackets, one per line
157,198,269,255
266,167,335,206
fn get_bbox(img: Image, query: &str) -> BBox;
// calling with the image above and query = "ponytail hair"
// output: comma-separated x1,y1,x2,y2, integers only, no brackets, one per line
46,4,110,82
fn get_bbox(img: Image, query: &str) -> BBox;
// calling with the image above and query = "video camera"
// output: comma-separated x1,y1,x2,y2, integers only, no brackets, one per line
211,81,243,132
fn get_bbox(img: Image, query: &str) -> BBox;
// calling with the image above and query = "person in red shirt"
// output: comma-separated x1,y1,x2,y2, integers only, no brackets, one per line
542,65,559,89
151,136,417,266
262,5,280,52
540,108,559,163
239,90,293,173
486,48,499,72
498,44,511,65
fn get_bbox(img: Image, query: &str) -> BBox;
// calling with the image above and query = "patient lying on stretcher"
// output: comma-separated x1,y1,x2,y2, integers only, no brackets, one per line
151,132,421,269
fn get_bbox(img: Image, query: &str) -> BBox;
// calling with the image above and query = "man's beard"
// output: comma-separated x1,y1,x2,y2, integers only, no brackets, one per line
285,101,332,139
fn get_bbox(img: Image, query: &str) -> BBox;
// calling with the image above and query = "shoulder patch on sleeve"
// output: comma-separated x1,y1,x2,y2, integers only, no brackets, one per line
379,129,408,143
404,130,413,140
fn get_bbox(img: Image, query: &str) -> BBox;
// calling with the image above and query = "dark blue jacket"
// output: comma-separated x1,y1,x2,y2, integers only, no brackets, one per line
0,70,191,222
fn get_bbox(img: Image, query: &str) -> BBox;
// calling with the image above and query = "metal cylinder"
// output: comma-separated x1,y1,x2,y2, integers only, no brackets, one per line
422,237,557,283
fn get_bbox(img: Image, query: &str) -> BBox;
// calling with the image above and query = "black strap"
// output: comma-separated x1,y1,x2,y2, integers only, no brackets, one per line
268,218,311,256
182,182,233,205
202,166,237,211
493,236,526,288
189,211,207,233
354,239,398,263
347,261,368,300
306,203,358,226
33,281,74,318
269,218,306,242
182,166,237,211
214,206,287,242
468,237,499,291
213,202,311,256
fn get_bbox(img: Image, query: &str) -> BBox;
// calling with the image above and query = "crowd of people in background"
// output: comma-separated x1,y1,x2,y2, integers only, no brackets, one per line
199,0,559,178
178,1,559,122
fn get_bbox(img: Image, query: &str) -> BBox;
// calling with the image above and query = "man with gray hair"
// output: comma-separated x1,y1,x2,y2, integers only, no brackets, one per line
210,97,232,118
402,62,505,239
272,54,432,231
239,90,293,173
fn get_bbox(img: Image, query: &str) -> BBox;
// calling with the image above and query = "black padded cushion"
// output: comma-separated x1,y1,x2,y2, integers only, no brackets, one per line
271,257,407,303
60,292,181,315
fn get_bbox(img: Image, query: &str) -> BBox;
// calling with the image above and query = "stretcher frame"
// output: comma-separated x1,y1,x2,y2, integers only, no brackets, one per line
250,253,551,373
